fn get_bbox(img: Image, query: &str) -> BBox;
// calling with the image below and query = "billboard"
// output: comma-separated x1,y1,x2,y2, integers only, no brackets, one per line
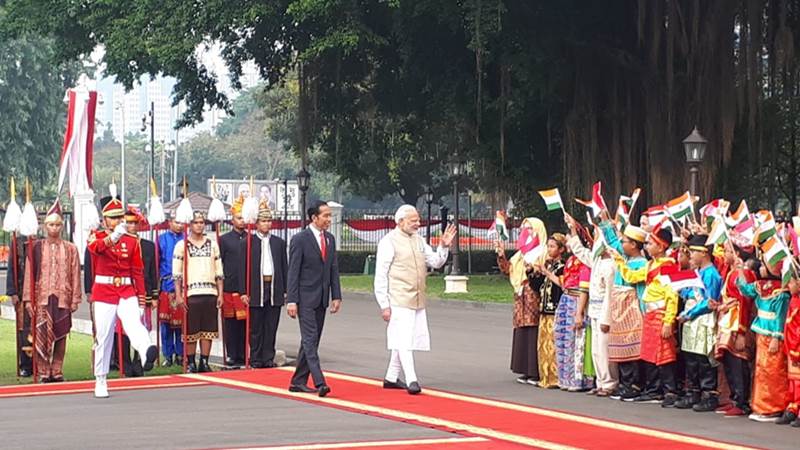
208,178,301,215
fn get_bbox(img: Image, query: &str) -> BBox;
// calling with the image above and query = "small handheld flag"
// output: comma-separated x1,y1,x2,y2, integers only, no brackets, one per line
538,188,564,212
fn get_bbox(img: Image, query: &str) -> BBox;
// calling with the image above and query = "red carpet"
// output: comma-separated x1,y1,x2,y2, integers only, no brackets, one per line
190,369,759,450
0,374,206,398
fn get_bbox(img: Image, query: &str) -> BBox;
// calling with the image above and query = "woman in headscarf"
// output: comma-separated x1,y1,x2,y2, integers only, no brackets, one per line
531,232,567,388
496,218,547,385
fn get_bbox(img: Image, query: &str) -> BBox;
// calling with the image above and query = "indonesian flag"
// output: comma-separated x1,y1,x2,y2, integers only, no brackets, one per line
575,181,608,217
517,227,543,264
57,88,97,196
660,269,705,292
666,191,693,220
488,210,509,241
538,188,564,212
705,217,729,246
644,205,668,225
699,199,730,218
733,216,756,244
762,235,789,267
725,200,749,228
615,187,642,226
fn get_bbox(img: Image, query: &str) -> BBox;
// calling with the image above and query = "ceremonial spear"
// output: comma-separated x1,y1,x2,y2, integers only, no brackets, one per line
241,177,259,370
3,177,22,379
206,176,227,365
175,177,194,373
19,179,39,381
147,178,166,367
109,181,126,377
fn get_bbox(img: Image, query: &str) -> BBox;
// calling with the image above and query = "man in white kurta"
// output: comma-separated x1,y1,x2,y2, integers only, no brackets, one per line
374,205,457,395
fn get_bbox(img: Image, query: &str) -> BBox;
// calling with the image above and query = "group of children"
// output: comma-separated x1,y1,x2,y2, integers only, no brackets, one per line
500,207,800,425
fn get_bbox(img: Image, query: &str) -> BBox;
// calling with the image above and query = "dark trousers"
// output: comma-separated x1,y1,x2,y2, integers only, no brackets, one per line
722,352,751,409
250,304,282,364
618,360,640,390
684,352,717,394
642,361,678,395
224,318,246,363
291,303,327,388
17,307,32,373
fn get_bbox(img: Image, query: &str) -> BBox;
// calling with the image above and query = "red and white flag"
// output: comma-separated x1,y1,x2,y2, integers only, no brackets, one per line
660,269,705,292
575,181,608,217
57,88,97,196
517,227,543,264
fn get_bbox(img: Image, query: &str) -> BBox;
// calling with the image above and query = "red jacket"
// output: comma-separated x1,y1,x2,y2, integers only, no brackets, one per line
87,229,146,304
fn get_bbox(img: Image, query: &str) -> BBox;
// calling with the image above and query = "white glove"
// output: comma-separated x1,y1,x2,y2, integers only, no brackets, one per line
110,223,127,243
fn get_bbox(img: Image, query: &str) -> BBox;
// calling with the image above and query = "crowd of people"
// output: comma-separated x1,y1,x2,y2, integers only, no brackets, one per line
5,188,352,399
498,201,800,426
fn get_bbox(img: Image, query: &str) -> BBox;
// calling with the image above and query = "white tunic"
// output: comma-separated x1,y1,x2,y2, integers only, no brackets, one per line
374,229,449,351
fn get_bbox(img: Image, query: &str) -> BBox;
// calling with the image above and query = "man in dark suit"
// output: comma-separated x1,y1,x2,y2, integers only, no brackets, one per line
240,200,288,368
287,200,342,397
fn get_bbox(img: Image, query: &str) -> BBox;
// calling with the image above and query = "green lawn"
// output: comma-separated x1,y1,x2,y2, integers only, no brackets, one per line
340,274,513,303
0,319,182,385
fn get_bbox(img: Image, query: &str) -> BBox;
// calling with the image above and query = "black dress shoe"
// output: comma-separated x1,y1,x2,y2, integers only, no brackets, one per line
318,385,331,397
407,382,422,395
142,346,158,371
383,379,407,389
250,361,264,369
174,355,183,366
132,358,144,377
19,368,32,377
187,355,198,373
289,384,319,394
225,357,237,366
198,356,212,373
263,361,277,368
161,358,173,367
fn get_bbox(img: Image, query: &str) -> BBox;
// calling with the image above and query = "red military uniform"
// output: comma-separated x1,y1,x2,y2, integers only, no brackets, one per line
87,229,146,304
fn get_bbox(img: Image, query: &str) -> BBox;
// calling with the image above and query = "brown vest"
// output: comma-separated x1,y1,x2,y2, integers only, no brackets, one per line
387,228,428,310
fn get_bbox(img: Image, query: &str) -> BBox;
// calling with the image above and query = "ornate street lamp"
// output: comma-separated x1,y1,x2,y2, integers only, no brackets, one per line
682,126,707,196
448,158,467,275
297,167,310,229
424,187,435,245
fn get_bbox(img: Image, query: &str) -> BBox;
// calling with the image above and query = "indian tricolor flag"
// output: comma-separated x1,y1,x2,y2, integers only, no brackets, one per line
762,235,789,267
490,210,509,241
753,210,776,245
661,269,705,292
782,258,795,287
705,217,728,246
517,227,543,264
538,188,564,212
666,191,694,220
725,200,749,228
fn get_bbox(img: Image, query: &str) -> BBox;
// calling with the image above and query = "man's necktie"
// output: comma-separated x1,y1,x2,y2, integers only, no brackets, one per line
320,231,327,261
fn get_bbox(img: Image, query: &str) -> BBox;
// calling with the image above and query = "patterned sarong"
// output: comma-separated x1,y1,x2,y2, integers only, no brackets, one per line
607,288,642,362
640,309,677,365
752,334,789,415
223,292,247,320
537,315,558,388
554,293,591,389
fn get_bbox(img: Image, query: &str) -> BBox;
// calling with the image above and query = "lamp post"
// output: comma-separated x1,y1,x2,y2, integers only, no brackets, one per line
114,100,126,205
682,126,707,197
448,158,466,275
424,187,434,245
141,102,155,200
297,167,310,229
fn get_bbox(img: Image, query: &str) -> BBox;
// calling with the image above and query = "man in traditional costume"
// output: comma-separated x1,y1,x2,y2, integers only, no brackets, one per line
6,234,33,377
714,238,757,417
88,196,158,398
739,259,791,422
174,211,224,373
157,216,185,366
565,215,617,396
373,205,455,394
20,202,81,383
239,200,288,368
614,226,681,406
674,235,722,412
220,195,248,367
602,222,647,401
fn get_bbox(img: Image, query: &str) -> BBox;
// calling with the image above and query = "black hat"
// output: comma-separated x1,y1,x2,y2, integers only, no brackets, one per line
688,234,711,253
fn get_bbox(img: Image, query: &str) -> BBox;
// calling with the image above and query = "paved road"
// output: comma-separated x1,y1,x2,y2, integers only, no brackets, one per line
1,270,792,449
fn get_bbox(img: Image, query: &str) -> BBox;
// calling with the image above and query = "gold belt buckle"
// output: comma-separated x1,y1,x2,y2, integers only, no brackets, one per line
113,276,122,287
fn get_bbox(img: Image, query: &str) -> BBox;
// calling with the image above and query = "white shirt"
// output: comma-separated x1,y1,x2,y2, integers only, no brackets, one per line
567,234,615,322
373,228,450,310
257,231,273,307
308,223,325,251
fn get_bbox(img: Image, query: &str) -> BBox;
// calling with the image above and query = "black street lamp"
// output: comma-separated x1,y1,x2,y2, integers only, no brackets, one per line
297,167,311,228
682,126,707,196
448,158,467,275
424,187,435,245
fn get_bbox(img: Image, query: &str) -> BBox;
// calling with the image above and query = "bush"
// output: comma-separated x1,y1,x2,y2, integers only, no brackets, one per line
336,249,515,274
